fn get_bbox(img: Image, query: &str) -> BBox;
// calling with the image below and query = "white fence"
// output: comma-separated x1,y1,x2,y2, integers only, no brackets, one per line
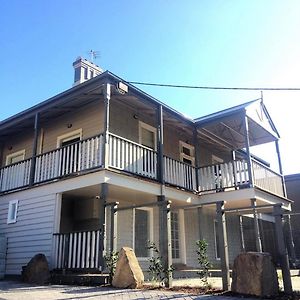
108,133,157,179
198,160,249,192
164,156,196,190
0,132,285,198
34,134,103,183
252,159,284,197
53,230,101,270
0,159,31,192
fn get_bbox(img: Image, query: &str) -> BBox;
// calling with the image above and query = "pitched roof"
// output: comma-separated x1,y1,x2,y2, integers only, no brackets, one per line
194,98,259,125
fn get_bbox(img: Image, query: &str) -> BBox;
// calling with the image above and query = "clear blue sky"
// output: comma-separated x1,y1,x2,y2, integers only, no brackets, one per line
1,0,300,174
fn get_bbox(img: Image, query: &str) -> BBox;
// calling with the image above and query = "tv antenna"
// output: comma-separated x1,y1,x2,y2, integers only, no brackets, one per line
88,50,100,62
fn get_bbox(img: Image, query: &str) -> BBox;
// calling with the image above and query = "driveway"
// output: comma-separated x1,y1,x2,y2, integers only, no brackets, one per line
0,280,245,300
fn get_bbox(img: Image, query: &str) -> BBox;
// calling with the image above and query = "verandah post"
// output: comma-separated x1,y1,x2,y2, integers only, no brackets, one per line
251,198,263,252
98,182,108,271
110,202,118,254
216,201,230,291
158,196,172,288
193,127,200,191
102,83,111,168
243,114,254,187
275,140,287,197
239,215,245,252
157,104,164,184
284,214,296,266
29,112,40,186
273,204,293,294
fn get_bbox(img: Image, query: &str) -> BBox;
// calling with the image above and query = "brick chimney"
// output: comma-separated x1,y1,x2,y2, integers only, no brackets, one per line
72,57,103,86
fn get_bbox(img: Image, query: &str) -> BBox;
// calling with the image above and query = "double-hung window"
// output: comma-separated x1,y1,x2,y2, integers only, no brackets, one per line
179,141,195,165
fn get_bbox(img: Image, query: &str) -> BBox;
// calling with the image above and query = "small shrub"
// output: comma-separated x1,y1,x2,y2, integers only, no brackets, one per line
104,251,119,282
196,239,212,288
147,241,174,287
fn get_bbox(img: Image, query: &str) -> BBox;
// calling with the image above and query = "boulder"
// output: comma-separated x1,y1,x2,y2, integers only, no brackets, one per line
231,252,279,297
112,247,144,289
22,253,50,284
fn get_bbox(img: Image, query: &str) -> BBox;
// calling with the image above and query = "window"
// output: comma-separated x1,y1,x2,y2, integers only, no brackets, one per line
6,150,25,166
139,122,156,150
179,141,195,165
7,200,18,224
57,129,82,147
171,211,180,259
134,208,153,258
214,220,221,260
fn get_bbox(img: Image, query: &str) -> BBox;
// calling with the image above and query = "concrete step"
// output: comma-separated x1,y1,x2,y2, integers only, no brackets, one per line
51,273,110,286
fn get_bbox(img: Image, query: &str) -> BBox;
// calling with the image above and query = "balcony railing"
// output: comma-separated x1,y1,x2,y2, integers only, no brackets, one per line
198,160,249,192
53,230,101,270
34,134,103,183
0,134,103,192
252,158,284,197
0,158,32,192
0,132,285,198
164,156,197,191
108,133,157,179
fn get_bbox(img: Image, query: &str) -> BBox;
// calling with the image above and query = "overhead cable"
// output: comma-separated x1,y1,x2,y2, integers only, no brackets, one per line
128,81,300,91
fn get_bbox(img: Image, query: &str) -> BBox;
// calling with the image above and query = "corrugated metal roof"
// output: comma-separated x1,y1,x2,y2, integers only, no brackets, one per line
194,98,260,125
0,70,195,131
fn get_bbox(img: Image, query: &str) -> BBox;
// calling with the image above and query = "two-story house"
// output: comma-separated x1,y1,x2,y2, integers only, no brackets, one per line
0,57,292,285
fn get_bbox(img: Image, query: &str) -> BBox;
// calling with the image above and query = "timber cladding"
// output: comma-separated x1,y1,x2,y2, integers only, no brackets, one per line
0,192,57,275
1,96,232,168
1,101,105,167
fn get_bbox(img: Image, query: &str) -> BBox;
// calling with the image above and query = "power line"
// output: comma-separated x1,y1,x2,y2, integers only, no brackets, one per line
127,81,300,91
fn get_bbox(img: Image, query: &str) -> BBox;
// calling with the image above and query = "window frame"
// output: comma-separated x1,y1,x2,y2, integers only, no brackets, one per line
5,149,26,166
212,154,224,164
57,129,82,148
7,199,19,224
179,141,195,166
138,121,157,150
132,207,154,260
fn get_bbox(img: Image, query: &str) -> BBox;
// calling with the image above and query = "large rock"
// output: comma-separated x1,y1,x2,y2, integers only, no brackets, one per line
112,247,144,288
22,253,50,284
231,252,279,297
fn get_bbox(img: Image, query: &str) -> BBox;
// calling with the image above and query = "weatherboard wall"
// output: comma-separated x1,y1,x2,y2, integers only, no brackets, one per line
0,190,57,275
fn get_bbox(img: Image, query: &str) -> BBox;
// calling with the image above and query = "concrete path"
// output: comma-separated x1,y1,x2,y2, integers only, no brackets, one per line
0,281,244,300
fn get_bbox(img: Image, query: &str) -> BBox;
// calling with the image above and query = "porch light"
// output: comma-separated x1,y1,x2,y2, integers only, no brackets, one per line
116,82,128,94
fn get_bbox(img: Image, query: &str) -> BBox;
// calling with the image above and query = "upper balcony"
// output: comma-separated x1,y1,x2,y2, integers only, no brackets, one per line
0,130,285,198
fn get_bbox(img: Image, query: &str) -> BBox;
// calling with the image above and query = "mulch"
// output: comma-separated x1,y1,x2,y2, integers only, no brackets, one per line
143,284,300,299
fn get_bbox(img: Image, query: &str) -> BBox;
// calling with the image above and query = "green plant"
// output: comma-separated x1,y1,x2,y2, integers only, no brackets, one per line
104,250,119,281
196,239,212,288
147,241,174,286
